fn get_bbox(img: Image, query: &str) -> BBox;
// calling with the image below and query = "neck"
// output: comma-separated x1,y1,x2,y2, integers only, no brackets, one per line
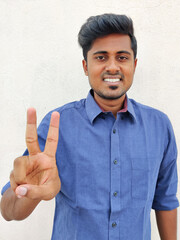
94,93,126,118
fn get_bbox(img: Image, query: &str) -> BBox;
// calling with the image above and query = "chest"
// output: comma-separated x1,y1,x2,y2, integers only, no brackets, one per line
56,115,165,209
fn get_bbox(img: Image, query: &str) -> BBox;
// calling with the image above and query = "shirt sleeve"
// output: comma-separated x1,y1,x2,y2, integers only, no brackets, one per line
1,112,51,196
152,117,179,210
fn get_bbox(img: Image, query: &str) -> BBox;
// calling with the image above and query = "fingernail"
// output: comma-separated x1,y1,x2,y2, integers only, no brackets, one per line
16,187,27,196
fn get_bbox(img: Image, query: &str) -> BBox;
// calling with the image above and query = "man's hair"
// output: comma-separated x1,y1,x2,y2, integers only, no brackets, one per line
78,13,137,61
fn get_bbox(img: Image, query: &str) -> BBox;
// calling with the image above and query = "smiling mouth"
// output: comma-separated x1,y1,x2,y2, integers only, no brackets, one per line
103,78,121,83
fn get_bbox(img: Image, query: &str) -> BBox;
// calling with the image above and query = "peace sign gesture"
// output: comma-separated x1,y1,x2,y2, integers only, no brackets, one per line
10,108,61,201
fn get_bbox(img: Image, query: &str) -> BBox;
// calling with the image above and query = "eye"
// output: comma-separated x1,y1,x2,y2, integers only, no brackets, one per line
95,55,106,61
117,56,128,61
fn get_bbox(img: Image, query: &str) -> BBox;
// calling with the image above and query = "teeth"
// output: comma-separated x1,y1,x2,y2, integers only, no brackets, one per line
104,78,120,82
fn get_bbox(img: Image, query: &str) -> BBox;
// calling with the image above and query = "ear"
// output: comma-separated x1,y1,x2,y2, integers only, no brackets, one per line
134,58,138,73
82,59,88,76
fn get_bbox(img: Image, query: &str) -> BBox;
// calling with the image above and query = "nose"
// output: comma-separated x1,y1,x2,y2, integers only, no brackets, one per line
105,59,120,74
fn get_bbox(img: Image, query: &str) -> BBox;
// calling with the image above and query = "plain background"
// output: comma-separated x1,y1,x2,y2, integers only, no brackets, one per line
0,0,179,239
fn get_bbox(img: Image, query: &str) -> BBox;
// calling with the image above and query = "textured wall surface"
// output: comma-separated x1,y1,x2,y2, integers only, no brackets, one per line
0,0,179,239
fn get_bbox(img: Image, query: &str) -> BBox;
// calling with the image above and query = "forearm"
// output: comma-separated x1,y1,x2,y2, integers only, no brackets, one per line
0,188,40,221
155,209,177,240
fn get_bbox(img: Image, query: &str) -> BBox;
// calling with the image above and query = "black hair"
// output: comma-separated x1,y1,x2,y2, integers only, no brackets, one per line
78,13,137,61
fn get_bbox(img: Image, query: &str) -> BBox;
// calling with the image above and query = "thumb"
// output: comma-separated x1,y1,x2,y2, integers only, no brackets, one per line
15,184,58,200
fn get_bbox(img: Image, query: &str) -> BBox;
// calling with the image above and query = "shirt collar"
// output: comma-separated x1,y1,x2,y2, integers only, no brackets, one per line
86,90,102,124
85,90,137,124
126,97,137,122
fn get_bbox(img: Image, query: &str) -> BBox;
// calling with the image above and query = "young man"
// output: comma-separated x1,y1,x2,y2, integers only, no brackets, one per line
1,14,179,240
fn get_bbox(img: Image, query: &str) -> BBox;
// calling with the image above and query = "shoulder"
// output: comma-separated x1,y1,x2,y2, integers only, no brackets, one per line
52,99,86,115
130,98,170,122
129,98,174,134
39,98,86,126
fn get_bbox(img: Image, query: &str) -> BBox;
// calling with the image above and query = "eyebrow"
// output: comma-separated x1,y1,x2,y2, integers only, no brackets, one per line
93,50,131,55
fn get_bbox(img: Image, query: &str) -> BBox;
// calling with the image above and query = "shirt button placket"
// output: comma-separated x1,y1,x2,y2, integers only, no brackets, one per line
109,124,121,240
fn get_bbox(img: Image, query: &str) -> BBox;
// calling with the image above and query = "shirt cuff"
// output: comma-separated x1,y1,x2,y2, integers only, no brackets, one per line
152,197,179,211
1,181,11,196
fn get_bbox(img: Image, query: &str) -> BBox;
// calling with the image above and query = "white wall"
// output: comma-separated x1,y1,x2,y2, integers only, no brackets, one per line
0,0,179,239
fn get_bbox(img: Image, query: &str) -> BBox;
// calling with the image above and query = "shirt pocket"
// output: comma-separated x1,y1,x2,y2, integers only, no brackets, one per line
131,157,151,200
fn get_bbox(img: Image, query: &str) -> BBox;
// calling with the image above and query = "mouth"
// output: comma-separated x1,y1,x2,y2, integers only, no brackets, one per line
103,78,121,83
103,76,123,85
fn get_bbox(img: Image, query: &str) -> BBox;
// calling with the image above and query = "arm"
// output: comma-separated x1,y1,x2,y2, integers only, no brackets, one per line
152,117,179,239
0,108,61,221
155,208,177,240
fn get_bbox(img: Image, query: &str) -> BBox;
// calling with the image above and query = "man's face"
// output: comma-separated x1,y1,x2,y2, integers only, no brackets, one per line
83,34,137,101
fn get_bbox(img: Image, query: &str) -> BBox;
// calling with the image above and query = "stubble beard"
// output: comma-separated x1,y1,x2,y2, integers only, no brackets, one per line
94,86,126,100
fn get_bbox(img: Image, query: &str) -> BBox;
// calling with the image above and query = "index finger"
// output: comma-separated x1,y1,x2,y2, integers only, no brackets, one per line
44,111,60,158
26,108,41,155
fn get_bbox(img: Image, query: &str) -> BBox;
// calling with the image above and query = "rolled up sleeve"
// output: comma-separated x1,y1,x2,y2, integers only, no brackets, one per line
152,119,179,210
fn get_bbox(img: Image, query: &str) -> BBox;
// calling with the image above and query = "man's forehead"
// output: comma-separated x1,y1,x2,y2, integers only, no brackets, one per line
89,34,132,54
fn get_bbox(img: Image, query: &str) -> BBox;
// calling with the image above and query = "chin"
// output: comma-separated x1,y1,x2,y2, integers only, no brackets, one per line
97,92,125,100
103,95,124,100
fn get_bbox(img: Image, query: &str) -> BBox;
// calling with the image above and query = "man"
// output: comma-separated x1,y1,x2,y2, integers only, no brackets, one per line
0,13,179,240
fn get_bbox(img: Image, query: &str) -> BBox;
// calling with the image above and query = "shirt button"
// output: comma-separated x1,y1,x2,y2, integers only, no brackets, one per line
121,116,124,120
113,160,118,165
113,129,116,134
112,222,117,228
113,192,118,197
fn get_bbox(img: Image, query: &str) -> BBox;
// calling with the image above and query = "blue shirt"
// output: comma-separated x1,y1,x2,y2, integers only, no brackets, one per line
2,90,179,240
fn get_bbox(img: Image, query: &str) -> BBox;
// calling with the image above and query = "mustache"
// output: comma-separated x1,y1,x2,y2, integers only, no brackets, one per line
101,72,125,80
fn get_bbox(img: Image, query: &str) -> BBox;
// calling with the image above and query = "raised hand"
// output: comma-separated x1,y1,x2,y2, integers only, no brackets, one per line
10,108,61,201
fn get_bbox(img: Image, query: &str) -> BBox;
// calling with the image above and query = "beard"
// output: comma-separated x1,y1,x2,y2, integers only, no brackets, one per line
93,87,126,100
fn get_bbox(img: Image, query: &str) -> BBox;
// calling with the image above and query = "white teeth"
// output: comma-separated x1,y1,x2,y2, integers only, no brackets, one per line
104,78,120,82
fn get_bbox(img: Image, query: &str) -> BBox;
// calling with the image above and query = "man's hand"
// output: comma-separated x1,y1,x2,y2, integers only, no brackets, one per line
10,108,61,201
